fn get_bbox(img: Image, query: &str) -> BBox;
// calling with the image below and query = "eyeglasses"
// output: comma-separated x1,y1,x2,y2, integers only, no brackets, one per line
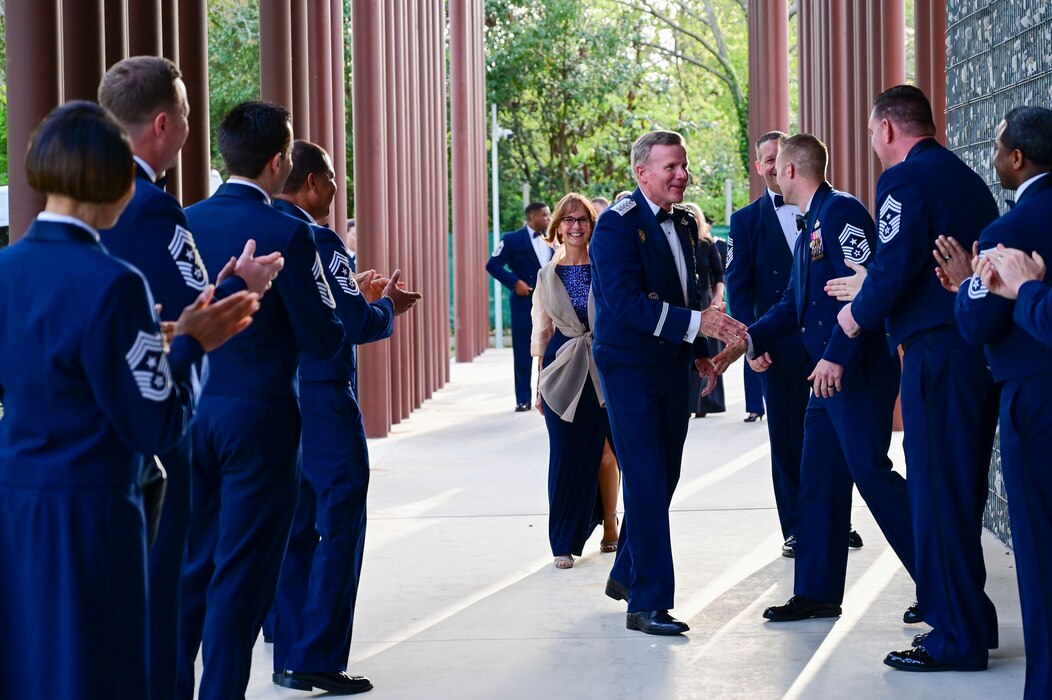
560,216,592,227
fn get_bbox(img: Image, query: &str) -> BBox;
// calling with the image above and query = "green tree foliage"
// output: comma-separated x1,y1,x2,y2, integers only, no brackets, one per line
207,0,261,175
485,0,753,228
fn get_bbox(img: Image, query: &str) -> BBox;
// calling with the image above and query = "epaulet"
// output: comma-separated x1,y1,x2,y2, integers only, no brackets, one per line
673,204,695,223
609,197,637,216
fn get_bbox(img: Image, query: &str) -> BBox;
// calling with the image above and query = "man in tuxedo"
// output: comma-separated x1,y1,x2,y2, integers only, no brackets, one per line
485,202,552,411
591,130,747,636
726,131,811,556
268,140,419,695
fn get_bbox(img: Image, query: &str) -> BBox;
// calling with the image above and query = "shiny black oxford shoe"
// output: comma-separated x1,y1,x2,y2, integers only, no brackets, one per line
883,646,952,672
274,671,373,694
903,602,924,624
605,576,629,602
763,595,841,622
626,610,689,636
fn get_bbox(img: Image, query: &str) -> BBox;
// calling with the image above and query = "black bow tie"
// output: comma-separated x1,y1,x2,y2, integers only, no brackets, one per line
1005,197,1016,210
155,175,169,189
656,208,673,224
531,229,543,238
773,193,785,208
795,214,806,231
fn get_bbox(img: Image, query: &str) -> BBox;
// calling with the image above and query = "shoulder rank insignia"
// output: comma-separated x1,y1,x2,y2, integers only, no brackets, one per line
611,197,637,216
638,228,646,243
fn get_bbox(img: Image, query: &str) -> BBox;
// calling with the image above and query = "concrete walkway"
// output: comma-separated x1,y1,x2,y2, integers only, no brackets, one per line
238,348,1026,699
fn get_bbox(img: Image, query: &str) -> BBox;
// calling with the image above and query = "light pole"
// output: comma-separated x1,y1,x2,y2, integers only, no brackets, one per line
491,103,512,348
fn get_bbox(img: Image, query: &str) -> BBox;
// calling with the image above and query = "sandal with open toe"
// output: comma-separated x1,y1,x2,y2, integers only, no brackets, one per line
600,513,619,553
553,555,574,569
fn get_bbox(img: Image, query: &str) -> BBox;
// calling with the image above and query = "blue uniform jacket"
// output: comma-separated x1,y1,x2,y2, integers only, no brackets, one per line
726,193,794,325
272,199,395,382
101,165,246,322
186,182,344,399
591,188,709,360
956,173,1052,381
485,226,544,290
749,183,879,368
851,138,999,345
0,220,203,487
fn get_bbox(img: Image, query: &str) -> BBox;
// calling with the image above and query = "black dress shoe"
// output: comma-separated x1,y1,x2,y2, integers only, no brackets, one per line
883,646,952,672
276,671,373,694
626,610,689,636
763,595,841,622
605,577,629,602
514,403,530,412
781,535,797,558
903,602,924,624
848,529,863,549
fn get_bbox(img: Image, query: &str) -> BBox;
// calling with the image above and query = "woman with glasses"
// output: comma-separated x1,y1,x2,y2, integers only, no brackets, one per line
532,193,614,569
0,101,258,699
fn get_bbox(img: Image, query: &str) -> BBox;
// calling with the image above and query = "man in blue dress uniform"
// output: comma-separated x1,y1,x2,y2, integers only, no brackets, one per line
268,140,420,695
176,103,345,699
485,202,552,411
591,130,747,635
727,130,811,557
838,85,1000,672
744,134,913,623
97,57,283,700
953,107,1052,694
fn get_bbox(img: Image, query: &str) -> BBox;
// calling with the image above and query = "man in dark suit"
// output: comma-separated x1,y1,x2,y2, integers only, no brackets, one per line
956,106,1052,697
268,140,419,695
839,86,1000,673
746,134,914,624
726,131,811,556
176,102,345,699
591,130,747,636
97,56,283,700
485,202,552,411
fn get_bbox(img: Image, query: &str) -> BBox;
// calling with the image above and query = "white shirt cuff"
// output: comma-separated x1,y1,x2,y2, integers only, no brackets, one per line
683,310,702,343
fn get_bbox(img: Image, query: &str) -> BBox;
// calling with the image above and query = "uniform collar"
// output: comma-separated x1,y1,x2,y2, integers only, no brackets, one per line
1014,172,1050,204
276,198,317,224
226,177,272,205
133,155,160,183
36,212,101,242
904,137,940,162
639,190,671,219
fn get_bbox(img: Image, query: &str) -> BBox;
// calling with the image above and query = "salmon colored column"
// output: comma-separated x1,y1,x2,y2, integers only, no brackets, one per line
746,0,789,198
915,0,947,139
178,0,211,207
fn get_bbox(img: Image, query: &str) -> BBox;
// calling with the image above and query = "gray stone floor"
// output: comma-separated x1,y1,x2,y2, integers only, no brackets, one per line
229,348,1025,699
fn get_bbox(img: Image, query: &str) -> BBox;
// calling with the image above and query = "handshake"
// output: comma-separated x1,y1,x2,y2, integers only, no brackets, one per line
694,303,749,397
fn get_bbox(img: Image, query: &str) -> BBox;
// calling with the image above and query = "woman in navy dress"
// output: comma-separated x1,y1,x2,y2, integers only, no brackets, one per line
0,102,258,699
532,193,612,569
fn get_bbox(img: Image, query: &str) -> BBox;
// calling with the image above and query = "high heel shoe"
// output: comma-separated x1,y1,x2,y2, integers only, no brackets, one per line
744,413,764,423
600,512,619,553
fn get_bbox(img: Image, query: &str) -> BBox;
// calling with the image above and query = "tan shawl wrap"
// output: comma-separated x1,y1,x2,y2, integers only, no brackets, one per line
530,260,604,422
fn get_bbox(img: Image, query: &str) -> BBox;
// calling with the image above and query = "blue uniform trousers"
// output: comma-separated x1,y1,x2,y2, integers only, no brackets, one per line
743,362,765,415
595,343,689,612
1000,377,1052,699
510,293,534,405
176,396,301,699
149,435,193,700
795,346,914,604
543,332,609,556
0,484,149,699
271,381,370,673
901,328,998,670
760,340,810,540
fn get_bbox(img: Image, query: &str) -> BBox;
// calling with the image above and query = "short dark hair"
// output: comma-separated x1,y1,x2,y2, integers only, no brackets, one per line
218,101,292,178
779,133,828,181
26,101,134,203
1001,106,1052,169
98,56,182,130
872,85,936,137
282,140,331,193
754,130,788,159
524,201,549,216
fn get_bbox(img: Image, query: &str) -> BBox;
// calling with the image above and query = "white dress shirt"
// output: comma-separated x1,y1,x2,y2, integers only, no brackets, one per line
529,227,553,266
769,188,802,254
640,193,703,343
